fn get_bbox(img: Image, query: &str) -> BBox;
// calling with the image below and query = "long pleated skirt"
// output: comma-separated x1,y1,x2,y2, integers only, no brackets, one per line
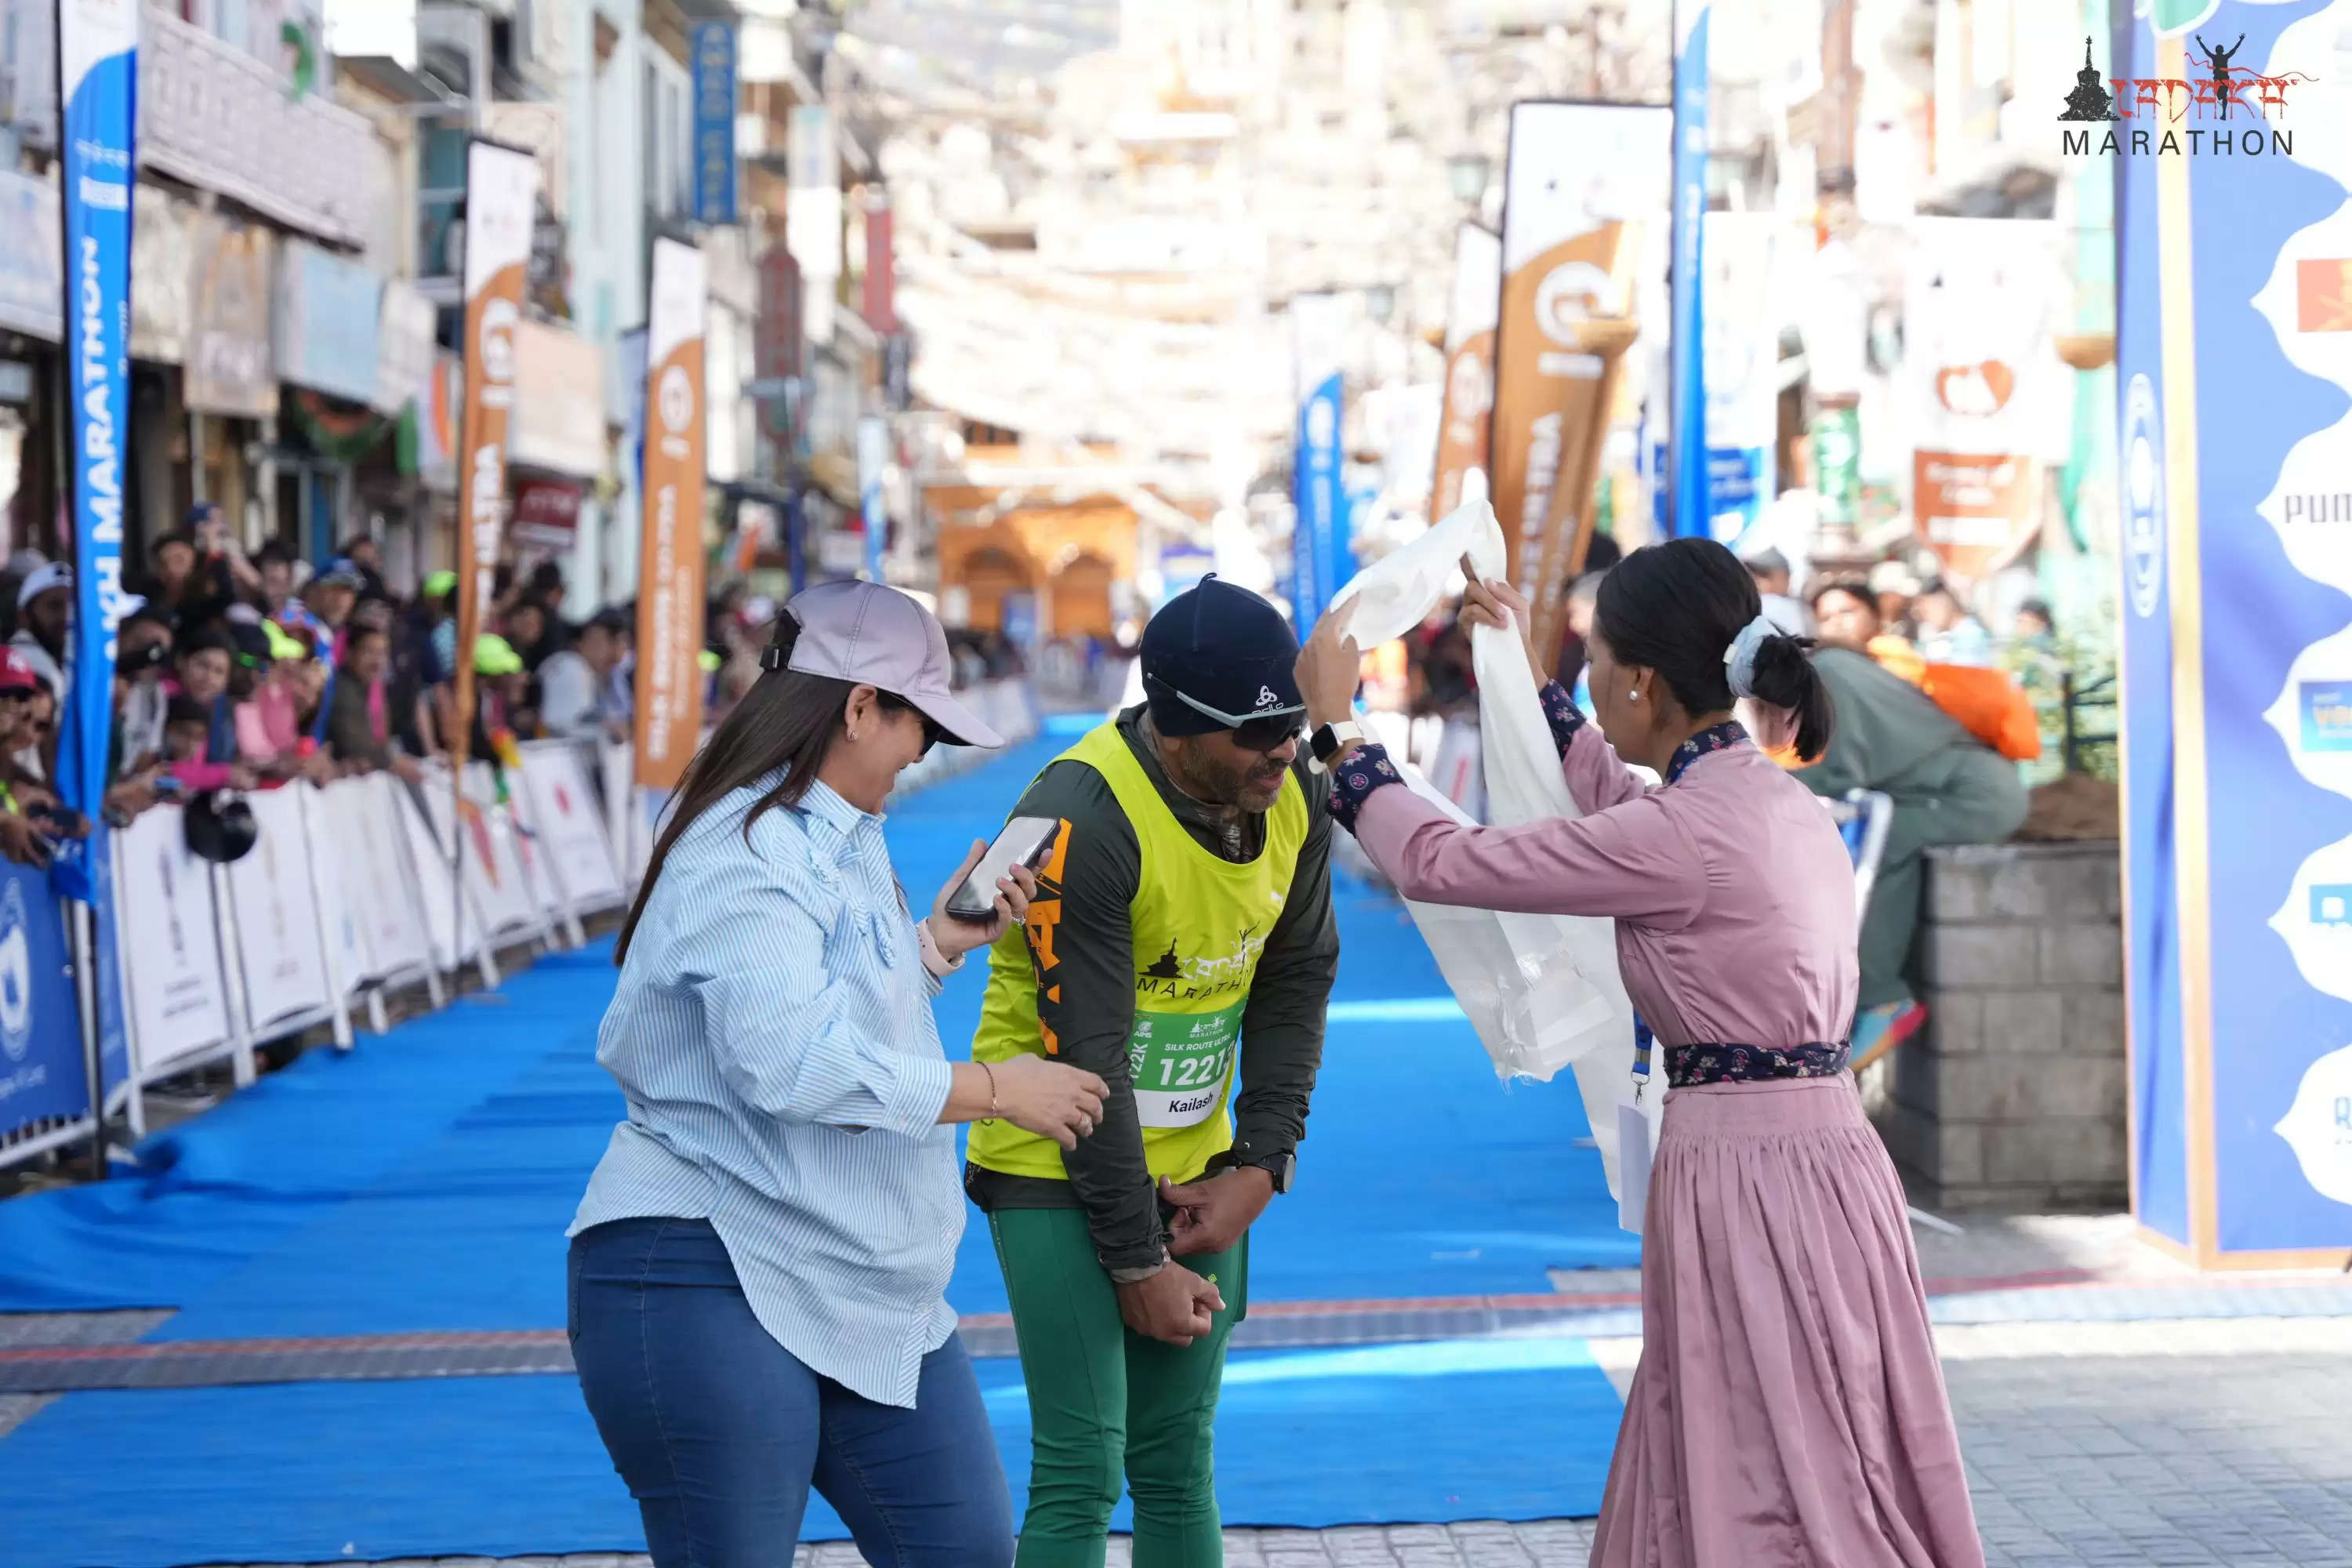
1588,1076,1984,1568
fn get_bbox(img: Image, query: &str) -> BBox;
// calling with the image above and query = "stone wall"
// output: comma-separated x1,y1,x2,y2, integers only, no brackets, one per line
1864,841,2128,1213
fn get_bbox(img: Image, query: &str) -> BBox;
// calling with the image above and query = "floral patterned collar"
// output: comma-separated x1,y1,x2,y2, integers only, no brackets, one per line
1663,720,1751,787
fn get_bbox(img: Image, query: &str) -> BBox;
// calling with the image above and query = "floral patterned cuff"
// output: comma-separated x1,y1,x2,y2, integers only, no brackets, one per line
1539,680,1585,758
1327,742,1403,833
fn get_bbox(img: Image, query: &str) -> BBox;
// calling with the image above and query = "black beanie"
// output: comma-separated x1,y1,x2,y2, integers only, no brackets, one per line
1140,576,1303,737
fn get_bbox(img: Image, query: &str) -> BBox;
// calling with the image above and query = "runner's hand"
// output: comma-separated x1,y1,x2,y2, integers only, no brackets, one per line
1160,1167,1275,1257
989,1054,1107,1149
1457,554,1546,686
1116,1260,1223,1348
1297,608,1363,730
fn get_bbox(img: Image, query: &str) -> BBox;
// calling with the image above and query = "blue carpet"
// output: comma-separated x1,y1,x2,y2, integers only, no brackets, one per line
0,1338,1620,1568
0,733,1630,1558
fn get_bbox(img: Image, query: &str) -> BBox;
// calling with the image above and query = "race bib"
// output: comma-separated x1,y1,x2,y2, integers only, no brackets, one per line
1128,1000,1242,1127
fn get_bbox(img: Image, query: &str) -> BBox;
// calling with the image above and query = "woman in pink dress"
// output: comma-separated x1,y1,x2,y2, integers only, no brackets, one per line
1297,538,1982,1568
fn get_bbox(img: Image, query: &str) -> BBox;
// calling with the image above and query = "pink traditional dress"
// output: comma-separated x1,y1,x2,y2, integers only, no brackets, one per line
1327,684,1983,1568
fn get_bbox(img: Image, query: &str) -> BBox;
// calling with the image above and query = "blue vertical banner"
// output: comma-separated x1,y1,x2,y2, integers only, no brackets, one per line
2114,2,2352,1265
691,21,738,226
88,825,126,1102
856,414,888,583
56,0,136,866
1667,0,1710,539
1294,376,1344,631
1290,292,1346,633
0,859,93,1138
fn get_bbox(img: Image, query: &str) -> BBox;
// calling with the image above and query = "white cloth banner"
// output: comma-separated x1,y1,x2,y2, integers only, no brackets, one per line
520,743,625,913
326,775,433,984
1330,497,1642,1196
226,788,335,1032
115,805,232,1076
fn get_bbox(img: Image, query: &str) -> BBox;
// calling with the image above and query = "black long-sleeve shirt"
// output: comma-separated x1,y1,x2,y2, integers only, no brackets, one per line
964,706,1339,1273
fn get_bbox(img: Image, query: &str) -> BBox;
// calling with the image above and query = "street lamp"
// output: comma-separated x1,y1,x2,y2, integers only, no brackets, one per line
1446,152,1490,205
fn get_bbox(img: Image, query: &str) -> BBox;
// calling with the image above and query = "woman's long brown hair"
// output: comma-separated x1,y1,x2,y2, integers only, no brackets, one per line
614,616,916,963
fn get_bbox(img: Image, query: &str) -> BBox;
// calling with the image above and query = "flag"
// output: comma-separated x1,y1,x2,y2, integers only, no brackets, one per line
634,238,710,791
1668,0,1711,539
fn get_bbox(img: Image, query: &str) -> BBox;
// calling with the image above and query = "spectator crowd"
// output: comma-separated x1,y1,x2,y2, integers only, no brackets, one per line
0,514,1035,876
0,507,650,870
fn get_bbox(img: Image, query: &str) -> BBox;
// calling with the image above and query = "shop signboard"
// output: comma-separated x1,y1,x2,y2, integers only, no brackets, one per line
277,238,383,406
130,184,196,364
691,20,737,225
187,216,278,418
0,170,60,345
757,247,802,440
508,321,608,479
511,479,584,552
787,104,842,283
633,237,709,793
375,278,437,417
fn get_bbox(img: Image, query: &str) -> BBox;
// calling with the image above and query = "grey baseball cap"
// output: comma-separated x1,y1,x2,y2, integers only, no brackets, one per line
769,580,1004,748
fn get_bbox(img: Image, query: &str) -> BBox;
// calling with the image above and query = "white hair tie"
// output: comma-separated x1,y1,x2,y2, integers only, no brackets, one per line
1723,614,1780,701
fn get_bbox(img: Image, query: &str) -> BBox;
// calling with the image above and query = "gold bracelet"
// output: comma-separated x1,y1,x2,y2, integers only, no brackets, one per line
978,1058,999,1123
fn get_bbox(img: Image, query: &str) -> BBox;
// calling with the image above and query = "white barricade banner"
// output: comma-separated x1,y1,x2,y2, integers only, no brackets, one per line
427,766,538,942
226,787,334,1032
398,777,473,968
470,764,546,936
598,740,653,883
326,775,431,984
302,786,369,997
115,805,232,1076
521,743,624,912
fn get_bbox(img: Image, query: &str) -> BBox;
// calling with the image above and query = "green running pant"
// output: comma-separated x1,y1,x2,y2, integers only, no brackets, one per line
989,1207,1247,1568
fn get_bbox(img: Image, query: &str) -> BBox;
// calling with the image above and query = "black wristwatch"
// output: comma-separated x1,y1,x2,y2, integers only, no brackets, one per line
1239,1149,1296,1195
1308,720,1363,771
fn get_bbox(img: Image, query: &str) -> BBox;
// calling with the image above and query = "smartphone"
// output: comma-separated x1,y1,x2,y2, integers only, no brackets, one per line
945,815,1059,923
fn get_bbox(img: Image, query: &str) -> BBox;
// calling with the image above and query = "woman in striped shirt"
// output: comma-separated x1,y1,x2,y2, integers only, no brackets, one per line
570,582,1109,1568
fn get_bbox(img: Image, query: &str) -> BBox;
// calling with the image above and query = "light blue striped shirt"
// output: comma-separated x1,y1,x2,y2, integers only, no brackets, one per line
570,775,963,1407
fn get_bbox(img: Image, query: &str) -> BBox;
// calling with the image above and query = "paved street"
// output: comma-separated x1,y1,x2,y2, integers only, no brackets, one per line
9,1312,2347,1567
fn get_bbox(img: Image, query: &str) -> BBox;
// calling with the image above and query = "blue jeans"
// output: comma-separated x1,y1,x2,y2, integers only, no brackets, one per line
569,1217,1014,1568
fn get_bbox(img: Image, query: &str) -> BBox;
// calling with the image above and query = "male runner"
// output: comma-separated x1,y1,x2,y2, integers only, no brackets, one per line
967,577,1339,1568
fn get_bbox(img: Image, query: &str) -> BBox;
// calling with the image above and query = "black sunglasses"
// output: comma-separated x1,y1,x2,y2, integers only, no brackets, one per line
1147,674,1305,753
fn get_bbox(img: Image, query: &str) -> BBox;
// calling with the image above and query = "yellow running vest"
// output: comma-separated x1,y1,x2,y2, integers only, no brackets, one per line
967,721,1308,1185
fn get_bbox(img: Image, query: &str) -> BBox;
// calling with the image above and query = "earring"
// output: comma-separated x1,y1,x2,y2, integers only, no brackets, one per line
1628,691,1640,702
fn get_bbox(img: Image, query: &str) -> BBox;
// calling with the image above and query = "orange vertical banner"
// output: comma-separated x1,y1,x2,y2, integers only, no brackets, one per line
633,236,710,790
1489,101,1670,601
451,139,539,772
1429,223,1501,523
